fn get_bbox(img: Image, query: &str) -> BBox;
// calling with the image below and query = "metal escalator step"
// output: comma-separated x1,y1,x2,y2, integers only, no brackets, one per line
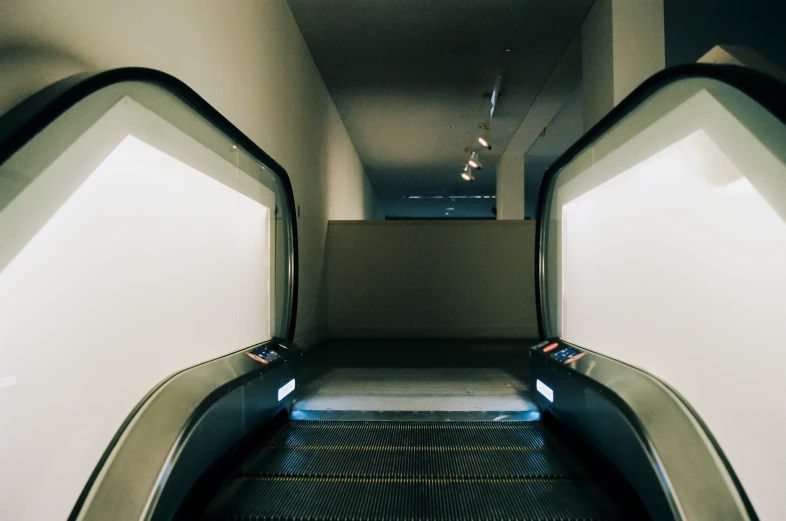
199,421,627,521
204,476,622,521
255,420,555,450
238,446,583,478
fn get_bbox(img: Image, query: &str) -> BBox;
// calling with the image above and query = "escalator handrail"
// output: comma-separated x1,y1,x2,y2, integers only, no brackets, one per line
533,63,786,521
532,339,757,521
0,68,302,521
0,67,299,342
535,63,786,339
72,338,301,521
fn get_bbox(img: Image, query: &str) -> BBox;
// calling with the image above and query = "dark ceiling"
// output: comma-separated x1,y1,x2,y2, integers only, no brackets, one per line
287,0,593,218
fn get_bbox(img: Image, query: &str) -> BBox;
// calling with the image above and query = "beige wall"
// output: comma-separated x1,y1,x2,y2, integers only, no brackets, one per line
582,0,615,131
611,0,665,104
496,152,525,220
327,221,539,338
582,0,665,130
324,104,385,221
0,0,380,347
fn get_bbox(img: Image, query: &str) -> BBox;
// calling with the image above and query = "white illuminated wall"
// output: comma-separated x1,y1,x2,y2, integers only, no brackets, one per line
557,86,786,520
0,98,274,521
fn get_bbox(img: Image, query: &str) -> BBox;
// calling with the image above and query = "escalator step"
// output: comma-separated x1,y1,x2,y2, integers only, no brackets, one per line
204,476,622,521
238,446,582,478
199,421,626,521
254,420,555,449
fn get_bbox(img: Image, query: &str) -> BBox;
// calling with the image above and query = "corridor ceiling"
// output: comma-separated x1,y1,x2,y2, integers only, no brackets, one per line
287,0,593,218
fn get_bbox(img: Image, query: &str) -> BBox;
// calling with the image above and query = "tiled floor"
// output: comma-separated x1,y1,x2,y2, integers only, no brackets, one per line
293,339,539,419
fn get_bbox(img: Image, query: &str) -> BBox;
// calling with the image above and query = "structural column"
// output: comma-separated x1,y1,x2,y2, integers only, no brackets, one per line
496,152,525,220
582,0,665,131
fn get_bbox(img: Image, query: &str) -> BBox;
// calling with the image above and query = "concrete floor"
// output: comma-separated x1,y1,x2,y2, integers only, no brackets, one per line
292,339,539,420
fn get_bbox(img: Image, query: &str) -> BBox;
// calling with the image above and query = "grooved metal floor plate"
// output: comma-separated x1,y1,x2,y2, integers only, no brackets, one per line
294,368,536,413
201,421,627,521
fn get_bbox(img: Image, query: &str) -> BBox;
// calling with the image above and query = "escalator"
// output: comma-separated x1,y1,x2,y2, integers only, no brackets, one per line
3,64,783,521
180,417,647,521
171,339,648,521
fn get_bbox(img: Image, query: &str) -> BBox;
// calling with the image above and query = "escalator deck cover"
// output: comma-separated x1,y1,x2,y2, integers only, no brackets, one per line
202,421,625,521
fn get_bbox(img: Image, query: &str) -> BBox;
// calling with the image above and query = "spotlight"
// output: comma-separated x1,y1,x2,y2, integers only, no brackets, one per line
468,151,483,170
478,136,492,149
461,166,475,182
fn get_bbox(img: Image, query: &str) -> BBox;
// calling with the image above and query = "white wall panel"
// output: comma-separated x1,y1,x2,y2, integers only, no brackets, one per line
0,100,274,521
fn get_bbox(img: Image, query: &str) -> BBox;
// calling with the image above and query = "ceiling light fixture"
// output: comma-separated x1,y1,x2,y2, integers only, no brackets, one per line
450,75,501,191
477,122,492,150
468,151,483,170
